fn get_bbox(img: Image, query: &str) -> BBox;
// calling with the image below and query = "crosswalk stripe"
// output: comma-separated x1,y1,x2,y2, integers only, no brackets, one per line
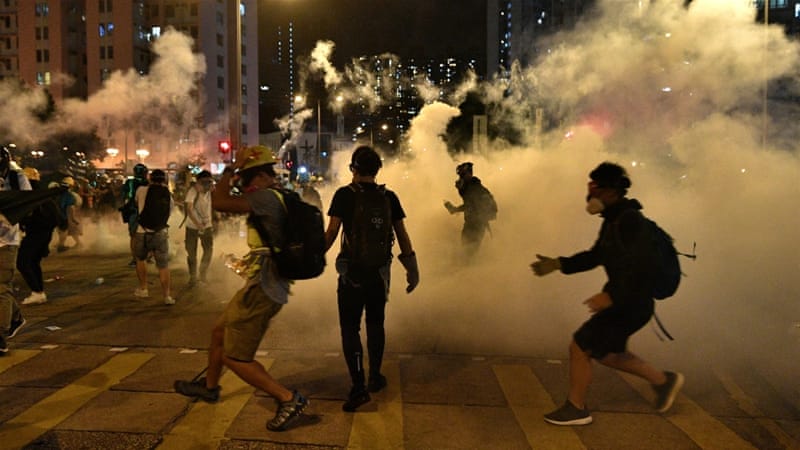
347,360,403,449
158,358,274,450
619,372,758,450
493,364,586,450
0,349,41,373
714,370,798,449
0,352,154,449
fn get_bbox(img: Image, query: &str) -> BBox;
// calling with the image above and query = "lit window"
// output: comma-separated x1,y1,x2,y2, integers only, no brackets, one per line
99,24,106,37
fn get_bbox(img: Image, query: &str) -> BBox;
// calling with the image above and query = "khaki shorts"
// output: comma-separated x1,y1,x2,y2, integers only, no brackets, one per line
223,282,282,361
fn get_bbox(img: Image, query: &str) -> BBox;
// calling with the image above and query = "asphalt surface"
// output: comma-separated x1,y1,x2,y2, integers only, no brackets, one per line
0,232,798,449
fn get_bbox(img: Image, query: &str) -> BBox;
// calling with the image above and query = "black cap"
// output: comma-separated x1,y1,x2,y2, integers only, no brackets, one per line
150,169,167,183
456,162,473,175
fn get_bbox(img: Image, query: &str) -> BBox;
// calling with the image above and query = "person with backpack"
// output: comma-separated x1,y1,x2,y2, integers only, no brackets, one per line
173,145,310,432
0,146,31,355
324,145,419,412
444,161,497,259
133,169,174,305
17,167,65,305
183,170,214,286
55,176,83,252
530,162,684,426
120,163,149,266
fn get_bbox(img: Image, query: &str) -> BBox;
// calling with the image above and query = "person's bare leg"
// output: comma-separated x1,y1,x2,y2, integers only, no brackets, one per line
567,339,592,409
159,267,170,298
599,351,667,385
223,356,293,402
135,260,147,290
205,316,226,388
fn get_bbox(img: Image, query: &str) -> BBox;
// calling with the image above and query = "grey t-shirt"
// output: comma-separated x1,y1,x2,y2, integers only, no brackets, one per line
246,188,290,305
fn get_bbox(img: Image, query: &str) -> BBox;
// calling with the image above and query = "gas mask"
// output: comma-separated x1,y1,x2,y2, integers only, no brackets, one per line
585,197,605,215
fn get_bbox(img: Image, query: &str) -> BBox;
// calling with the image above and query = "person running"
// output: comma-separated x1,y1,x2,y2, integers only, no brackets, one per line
184,170,214,286
444,161,497,259
324,145,419,412
133,169,174,305
530,162,684,426
173,145,309,432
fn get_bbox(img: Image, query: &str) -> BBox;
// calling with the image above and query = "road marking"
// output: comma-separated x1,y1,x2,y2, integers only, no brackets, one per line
0,349,41,373
619,372,758,450
0,352,154,449
347,360,403,449
714,370,798,449
493,364,586,450
158,358,274,450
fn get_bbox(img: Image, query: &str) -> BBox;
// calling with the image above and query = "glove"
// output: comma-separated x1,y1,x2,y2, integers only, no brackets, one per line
398,252,420,293
531,254,561,276
444,201,456,214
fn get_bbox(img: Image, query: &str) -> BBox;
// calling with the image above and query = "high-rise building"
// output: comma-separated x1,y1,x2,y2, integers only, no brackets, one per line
2,0,258,169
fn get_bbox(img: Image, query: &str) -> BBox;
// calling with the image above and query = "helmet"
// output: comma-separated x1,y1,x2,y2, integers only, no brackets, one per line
150,169,167,183
61,176,75,187
239,145,277,170
23,167,40,181
133,163,148,178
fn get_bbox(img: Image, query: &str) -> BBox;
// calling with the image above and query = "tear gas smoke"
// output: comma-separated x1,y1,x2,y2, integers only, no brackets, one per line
281,0,800,400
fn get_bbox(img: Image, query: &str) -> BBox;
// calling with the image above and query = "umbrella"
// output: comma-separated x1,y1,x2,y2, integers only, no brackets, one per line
0,187,68,225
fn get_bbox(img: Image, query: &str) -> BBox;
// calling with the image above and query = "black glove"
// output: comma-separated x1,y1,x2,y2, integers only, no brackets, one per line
398,252,419,293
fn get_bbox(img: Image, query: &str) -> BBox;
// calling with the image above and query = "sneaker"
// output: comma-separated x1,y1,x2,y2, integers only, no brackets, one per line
134,287,149,298
0,335,7,355
22,292,47,305
164,296,176,305
267,391,309,432
367,373,387,393
7,316,26,339
342,386,371,412
174,377,220,403
544,400,593,426
653,371,684,413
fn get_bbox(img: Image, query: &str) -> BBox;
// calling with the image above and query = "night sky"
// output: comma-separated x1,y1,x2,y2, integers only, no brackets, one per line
258,0,487,70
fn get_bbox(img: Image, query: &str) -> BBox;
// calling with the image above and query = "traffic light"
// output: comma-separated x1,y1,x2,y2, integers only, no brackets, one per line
218,140,231,154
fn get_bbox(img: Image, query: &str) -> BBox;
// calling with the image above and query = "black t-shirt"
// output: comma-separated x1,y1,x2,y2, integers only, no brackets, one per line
328,182,406,247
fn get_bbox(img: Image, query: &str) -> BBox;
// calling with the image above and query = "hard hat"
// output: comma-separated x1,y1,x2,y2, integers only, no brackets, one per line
239,145,277,170
61,176,75,187
23,167,40,181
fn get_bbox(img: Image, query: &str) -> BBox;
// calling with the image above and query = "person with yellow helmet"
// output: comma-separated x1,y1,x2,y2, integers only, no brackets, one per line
173,145,309,432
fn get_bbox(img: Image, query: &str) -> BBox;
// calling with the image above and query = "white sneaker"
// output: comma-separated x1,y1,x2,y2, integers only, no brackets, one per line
134,288,149,298
22,292,47,305
164,296,175,305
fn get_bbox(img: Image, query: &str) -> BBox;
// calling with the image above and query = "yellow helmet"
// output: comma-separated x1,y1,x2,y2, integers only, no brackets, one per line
238,145,277,170
23,167,40,181
61,176,75,187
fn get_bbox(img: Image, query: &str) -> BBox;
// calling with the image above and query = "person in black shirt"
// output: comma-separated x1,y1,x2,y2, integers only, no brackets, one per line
444,162,496,259
531,162,684,426
324,146,419,412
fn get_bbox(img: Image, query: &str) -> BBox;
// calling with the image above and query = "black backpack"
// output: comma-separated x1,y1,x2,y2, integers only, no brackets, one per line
250,189,326,280
137,185,171,231
345,183,394,269
645,218,682,300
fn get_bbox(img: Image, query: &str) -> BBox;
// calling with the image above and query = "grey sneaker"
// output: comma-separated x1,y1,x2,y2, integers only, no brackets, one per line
544,400,593,426
653,371,684,413
174,377,220,403
267,391,309,431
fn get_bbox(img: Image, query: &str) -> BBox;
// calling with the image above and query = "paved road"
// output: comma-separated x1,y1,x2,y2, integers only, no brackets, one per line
1,243,798,449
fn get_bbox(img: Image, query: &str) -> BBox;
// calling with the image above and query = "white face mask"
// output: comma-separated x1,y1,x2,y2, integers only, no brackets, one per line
585,197,605,215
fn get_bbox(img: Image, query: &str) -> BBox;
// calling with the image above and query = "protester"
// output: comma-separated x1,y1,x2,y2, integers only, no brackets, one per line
133,169,174,305
173,145,309,432
0,146,31,355
17,167,64,305
324,145,419,412
120,163,149,266
530,162,684,426
56,176,83,251
184,170,214,286
444,161,497,259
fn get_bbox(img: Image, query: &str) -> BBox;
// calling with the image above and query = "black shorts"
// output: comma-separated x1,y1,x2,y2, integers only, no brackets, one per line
573,303,653,359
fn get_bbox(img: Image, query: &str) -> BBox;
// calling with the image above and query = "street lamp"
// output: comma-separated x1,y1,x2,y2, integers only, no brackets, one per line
135,148,149,162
